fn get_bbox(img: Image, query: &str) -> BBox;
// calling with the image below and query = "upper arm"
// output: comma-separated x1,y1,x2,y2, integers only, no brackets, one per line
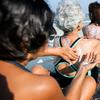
19,75,65,100
28,75,65,100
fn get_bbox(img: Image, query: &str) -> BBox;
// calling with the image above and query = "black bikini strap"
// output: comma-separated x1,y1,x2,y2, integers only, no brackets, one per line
59,37,81,48
59,37,63,47
70,37,81,48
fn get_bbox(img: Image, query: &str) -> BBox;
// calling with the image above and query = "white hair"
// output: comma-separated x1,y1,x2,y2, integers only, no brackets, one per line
55,0,84,34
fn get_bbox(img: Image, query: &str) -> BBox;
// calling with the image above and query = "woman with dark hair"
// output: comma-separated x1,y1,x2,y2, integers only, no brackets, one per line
0,0,99,100
83,1,100,40
89,1,100,25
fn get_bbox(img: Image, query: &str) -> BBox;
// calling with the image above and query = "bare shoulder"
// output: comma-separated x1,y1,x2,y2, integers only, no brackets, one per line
81,39,100,47
0,61,64,100
88,39,100,50
18,74,65,100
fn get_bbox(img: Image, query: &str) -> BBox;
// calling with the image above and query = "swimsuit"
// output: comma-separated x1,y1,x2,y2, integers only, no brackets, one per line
51,37,82,88
52,36,98,88
55,37,81,71
5,60,31,73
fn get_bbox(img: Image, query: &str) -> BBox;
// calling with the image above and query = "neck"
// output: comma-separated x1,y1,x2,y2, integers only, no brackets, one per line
19,60,28,66
64,31,79,44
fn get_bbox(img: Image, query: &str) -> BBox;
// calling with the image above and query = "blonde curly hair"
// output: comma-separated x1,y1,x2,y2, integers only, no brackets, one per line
55,0,84,34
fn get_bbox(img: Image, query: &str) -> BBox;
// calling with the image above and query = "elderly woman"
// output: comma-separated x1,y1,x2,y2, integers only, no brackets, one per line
53,0,100,99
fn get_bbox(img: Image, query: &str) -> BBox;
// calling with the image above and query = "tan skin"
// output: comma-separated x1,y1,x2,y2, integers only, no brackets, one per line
0,40,98,100
0,23,98,100
0,42,78,100
34,43,78,62
0,53,99,100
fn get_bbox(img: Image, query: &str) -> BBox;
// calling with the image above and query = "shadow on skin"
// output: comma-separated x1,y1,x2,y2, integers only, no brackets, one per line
0,74,14,100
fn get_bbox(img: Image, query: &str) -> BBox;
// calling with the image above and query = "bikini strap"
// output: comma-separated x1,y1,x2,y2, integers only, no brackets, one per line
56,37,81,71
59,37,81,48
8,60,31,72
70,37,81,48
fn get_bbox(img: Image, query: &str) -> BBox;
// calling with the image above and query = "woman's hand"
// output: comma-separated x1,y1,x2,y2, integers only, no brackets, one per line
81,61,99,71
76,61,100,78
77,53,100,75
85,48,97,63
75,49,100,77
37,46,78,63
75,48,97,68
53,46,78,63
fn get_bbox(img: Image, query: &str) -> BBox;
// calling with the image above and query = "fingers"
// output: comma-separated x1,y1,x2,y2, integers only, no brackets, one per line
80,61,100,72
63,50,78,62
86,61,100,70
58,46,78,63
62,56,72,64
79,49,97,65
65,46,78,60
86,50,96,63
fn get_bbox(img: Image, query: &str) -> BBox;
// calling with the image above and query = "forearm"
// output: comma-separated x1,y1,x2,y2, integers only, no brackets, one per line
37,46,78,62
65,68,87,100
38,47,61,56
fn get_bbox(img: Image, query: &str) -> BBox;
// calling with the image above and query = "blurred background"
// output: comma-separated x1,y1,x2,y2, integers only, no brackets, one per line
46,0,100,22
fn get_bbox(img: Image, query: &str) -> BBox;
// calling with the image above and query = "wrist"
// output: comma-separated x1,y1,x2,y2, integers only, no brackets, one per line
75,67,87,78
43,47,61,56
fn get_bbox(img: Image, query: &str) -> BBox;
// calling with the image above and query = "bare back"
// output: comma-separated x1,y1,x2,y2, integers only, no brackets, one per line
73,38,100,65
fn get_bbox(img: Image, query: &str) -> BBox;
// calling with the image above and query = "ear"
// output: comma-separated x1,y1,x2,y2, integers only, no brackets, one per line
77,21,83,31
77,25,81,31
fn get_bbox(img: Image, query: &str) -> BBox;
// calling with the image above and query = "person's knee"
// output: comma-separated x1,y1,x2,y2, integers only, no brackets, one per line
32,65,50,75
80,76,97,100
84,76,97,94
85,76,97,88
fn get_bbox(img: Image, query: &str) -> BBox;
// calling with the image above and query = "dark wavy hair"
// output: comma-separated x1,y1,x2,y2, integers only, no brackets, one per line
89,1,100,25
0,0,54,60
